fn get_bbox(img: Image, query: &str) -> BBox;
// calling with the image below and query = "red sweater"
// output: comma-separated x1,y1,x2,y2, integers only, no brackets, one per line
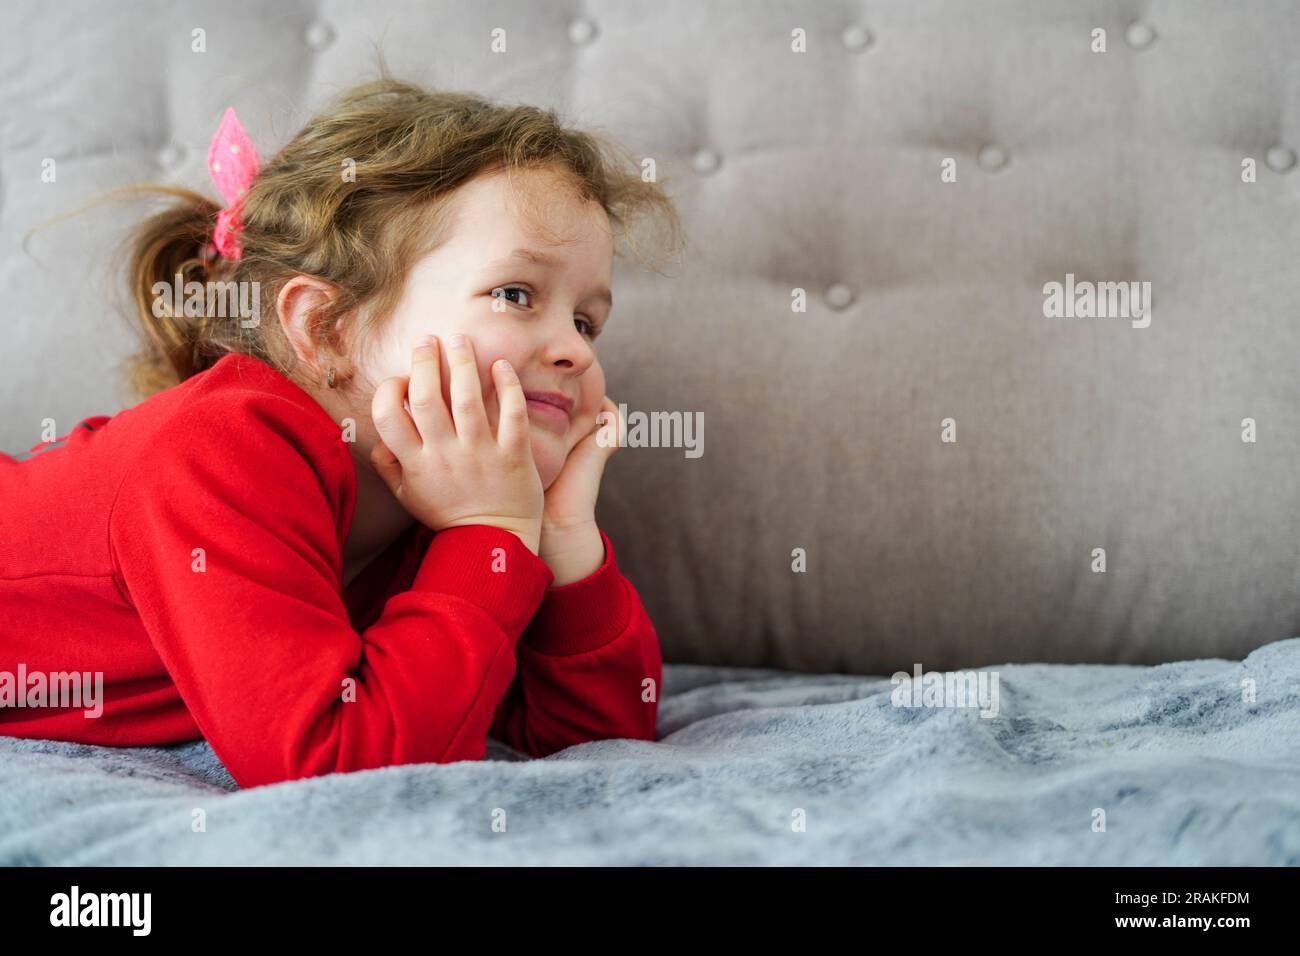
0,352,661,788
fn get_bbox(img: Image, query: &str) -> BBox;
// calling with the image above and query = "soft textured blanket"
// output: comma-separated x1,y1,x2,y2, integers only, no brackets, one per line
3,640,1299,865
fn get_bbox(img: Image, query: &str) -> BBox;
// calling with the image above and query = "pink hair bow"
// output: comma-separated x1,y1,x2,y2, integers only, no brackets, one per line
207,106,260,260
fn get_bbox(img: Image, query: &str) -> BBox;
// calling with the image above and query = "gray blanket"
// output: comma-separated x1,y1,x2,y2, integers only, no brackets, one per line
3,639,1299,865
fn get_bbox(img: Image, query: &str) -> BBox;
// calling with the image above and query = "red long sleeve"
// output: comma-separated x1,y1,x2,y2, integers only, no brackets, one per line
107,390,560,789
1,351,661,787
489,527,662,757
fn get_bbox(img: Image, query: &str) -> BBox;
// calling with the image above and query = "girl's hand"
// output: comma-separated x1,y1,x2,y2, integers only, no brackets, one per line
538,396,626,585
369,334,545,554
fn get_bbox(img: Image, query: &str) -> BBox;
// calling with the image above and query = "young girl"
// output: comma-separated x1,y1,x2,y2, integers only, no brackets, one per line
0,79,683,789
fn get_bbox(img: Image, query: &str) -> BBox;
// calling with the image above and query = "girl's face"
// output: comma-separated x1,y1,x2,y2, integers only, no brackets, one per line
354,166,615,490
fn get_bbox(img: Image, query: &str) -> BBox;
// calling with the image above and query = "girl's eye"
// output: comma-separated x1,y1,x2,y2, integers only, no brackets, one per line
492,285,601,339
491,285,530,308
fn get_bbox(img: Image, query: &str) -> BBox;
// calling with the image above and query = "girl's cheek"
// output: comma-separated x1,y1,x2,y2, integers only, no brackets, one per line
585,379,607,416
582,363,606,403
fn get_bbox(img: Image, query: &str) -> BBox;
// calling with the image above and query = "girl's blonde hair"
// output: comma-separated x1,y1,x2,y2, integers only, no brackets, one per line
118,77,684,399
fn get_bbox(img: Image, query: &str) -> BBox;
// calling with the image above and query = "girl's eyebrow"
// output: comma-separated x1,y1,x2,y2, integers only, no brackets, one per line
487,247,613,309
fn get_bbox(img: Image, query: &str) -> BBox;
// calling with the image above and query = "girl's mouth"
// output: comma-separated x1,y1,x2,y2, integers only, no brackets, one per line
525,398,571,433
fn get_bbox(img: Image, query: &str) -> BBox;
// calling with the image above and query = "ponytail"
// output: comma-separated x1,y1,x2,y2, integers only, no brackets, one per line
120,185,236,399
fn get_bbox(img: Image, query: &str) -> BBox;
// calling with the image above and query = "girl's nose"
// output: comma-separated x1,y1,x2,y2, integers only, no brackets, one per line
542,323,597,371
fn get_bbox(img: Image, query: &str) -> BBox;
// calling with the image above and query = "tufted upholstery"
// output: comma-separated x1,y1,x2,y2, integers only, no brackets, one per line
3,0,1298,673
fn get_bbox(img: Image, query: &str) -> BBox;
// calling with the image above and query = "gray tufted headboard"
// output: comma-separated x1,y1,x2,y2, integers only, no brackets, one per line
3,0,1298,673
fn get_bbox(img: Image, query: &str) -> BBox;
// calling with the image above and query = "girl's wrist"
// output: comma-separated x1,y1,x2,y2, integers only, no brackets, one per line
541,514,596,535
538,521,603,586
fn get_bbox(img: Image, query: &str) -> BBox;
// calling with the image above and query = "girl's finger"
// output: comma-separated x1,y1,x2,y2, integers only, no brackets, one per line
445,333,489,443
407,336,453,443
491,358,529,452
371,375,422,460
368,435,403,491
597,396,625,450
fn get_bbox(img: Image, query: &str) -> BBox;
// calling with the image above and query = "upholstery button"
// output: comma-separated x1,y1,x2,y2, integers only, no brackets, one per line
304,21,335,51
824,283,854,310
1265,145,1296,173
692,148,721,174
569,17,598,45
841,25,872,52
156,144,185,169
977,144,1008,171
1125,21,1156,49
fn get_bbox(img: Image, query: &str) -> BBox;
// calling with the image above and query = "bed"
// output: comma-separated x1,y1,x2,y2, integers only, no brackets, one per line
4,639,1298,865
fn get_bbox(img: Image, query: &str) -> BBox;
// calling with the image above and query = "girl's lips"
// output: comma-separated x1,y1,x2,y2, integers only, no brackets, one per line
525,398,570,432
523,390,575,413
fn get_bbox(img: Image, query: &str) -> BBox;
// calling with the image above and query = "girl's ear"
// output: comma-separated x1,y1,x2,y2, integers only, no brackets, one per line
276,275,341,371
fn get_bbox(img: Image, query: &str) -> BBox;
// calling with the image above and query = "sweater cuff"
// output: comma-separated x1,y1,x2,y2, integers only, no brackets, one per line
521,527,633,656
411,525,554,639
